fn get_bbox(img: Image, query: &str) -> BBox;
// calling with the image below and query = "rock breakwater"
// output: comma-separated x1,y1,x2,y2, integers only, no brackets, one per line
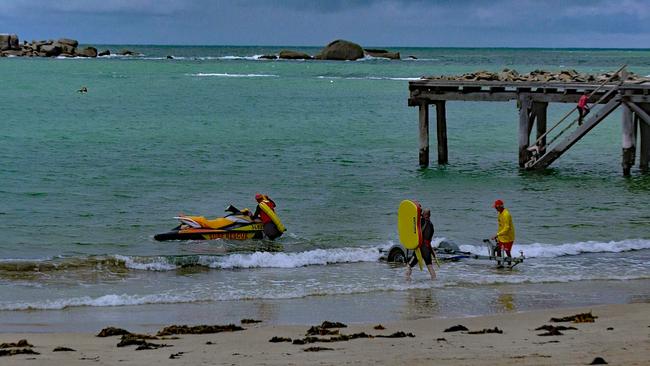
0,33,134,58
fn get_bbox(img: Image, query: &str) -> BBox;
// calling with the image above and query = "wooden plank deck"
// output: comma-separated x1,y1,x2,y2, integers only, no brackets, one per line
407,78,650,175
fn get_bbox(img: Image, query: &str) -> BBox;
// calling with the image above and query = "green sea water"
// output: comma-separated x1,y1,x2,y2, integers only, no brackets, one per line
1,47,649,326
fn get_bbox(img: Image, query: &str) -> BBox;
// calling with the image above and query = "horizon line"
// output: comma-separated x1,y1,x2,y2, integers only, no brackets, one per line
76,43,650,51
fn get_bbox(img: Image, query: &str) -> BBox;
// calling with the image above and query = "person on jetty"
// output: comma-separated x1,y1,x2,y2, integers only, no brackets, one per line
406,209,437,280
577,92,590,126
252,193,281,240
491,199,515,266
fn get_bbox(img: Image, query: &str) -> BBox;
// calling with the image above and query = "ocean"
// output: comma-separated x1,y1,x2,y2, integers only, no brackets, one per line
1,46,649,332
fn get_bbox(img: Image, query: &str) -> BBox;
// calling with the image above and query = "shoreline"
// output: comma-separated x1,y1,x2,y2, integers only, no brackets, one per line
1,303,648,365
3,278,650,334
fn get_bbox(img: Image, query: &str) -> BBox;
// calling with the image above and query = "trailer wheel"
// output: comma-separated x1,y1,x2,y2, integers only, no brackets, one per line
387,247,406,263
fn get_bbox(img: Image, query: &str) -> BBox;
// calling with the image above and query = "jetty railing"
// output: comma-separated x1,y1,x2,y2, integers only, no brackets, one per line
408,72,650,175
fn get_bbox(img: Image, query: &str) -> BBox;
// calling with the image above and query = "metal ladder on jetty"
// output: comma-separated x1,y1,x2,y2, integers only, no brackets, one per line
524,66,627,170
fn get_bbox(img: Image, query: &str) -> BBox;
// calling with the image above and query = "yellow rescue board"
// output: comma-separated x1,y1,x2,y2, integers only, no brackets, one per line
398,200,424,270
259,201,286,232
397,200,422,250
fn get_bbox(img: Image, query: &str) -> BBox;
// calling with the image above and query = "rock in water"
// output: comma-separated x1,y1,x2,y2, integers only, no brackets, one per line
77,47,98,58
278,50,312,60
364,48,400,59
316,39,364,60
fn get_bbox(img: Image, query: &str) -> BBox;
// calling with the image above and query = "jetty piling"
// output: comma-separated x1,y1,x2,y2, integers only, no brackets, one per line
408,71,650,175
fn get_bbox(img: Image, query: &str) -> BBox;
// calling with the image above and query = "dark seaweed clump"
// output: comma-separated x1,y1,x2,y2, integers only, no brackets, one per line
157,324,244,336
550,312,597,323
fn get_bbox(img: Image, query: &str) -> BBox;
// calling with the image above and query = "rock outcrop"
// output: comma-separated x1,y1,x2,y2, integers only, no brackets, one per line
316,39,364,60
425,68,650,84
0,34,20,51
77,47,98,58
0,34,126,58
278,50,312,60
364,48,400,60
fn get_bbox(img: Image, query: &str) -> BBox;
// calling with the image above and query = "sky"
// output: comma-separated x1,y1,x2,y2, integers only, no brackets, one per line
1,0,649,48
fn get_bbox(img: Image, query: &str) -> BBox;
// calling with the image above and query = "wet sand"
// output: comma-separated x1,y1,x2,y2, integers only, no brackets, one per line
1,303,649,365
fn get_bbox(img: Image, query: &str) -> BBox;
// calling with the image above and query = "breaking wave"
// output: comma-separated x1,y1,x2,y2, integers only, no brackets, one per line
458,238,650,258
0,245,387,274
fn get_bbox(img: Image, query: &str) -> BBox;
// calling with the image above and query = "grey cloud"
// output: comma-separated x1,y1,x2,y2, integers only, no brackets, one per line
1,0,648,47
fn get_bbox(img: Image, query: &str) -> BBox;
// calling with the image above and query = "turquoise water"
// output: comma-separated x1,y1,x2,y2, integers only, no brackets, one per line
1,47,649,325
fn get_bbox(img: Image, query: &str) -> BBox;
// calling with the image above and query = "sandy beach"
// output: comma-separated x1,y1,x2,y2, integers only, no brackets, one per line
1,303,648,365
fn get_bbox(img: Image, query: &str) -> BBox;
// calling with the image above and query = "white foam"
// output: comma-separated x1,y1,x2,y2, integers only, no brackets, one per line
112,245,388,271
113,255,177,271
189,73,279,78
0,293,193,311
207,246,384,269
218,55,265,61
458,238,650,258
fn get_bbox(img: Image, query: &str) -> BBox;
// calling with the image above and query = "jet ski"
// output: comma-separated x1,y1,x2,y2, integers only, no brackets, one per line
154,205,280,241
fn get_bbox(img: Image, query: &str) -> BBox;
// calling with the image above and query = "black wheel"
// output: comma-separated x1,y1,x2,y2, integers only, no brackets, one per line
387,248,407,263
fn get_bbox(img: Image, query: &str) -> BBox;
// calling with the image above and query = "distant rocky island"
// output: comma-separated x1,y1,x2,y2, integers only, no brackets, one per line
1,35,401,60
260,39,402,60
0,34,137,58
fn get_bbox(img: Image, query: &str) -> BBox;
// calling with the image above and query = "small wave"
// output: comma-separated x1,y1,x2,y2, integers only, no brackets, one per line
0,245,387,275
113,255,177,271
189,73,279,78
218,55,265,61
122,246,385,271
0,293,194,311
207,246,383,269
316,75,421,81
0,255,123,273
458,238,650,258
3,271,649,311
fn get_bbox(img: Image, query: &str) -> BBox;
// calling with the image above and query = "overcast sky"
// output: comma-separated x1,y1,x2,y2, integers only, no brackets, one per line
1,0,649,48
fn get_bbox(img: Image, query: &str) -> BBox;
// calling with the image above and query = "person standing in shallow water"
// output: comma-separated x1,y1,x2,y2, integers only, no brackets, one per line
406,209,437,280
491,199,515,262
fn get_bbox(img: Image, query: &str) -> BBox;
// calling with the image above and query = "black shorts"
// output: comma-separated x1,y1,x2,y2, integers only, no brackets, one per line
408,244,432,267
263,222,281,240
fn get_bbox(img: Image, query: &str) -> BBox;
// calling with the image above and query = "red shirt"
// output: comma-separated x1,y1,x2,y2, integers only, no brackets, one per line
258,201,276,224
578,95,588,109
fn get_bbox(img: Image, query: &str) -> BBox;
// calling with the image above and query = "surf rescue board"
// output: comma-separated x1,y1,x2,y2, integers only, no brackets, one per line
397,200,424,270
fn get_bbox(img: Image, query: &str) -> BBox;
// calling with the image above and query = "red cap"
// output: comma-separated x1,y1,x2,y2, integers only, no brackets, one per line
493,199,504,208
255,193,263,201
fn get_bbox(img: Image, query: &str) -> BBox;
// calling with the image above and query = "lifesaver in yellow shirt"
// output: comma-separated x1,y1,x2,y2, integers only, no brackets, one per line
259,201,286,232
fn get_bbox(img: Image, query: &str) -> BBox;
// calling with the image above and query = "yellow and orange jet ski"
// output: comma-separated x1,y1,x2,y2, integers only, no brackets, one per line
154,205,276,241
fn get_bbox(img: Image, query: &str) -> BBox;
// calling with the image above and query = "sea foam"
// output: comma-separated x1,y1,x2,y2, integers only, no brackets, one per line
458,238,650,258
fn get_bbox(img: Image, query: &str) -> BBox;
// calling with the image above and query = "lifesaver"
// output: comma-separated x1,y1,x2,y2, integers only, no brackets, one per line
259,201,286,232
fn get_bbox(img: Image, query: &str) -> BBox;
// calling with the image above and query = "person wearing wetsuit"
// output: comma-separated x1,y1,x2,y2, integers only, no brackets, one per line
406,209,437,280
253,193,281,240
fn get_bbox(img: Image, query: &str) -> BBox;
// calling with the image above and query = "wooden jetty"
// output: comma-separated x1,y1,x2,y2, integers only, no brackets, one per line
408,72,650,175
